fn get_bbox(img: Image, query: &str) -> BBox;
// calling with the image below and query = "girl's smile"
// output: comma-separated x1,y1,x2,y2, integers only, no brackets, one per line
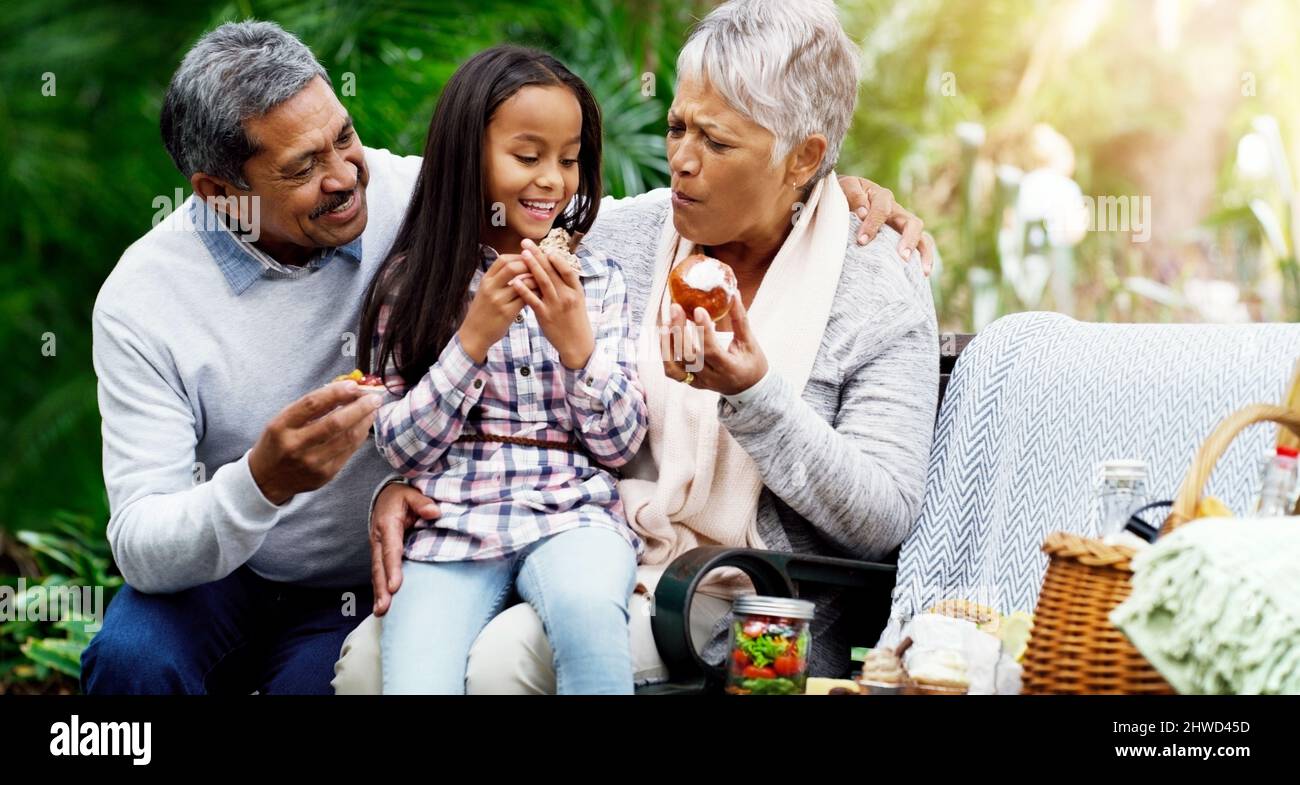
519,198,558,222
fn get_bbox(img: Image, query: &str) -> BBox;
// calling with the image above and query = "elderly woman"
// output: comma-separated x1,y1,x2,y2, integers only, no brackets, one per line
334,0,937,690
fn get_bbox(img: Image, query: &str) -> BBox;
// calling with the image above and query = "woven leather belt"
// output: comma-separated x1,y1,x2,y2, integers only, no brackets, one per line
455,432,582,451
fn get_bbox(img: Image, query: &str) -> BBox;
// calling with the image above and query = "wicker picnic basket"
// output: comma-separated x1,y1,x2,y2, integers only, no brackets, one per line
1021,402,1300,694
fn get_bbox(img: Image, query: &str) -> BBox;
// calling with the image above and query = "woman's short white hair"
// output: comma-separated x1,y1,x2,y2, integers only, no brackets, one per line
676,0,860,183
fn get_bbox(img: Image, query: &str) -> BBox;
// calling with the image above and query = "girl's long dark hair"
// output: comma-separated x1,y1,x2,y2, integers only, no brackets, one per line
359,45,603,389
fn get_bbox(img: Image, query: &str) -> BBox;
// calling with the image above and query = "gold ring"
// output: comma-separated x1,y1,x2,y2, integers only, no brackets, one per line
681,371,695,386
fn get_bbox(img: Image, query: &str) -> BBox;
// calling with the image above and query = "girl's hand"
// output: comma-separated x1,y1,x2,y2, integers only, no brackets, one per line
458,254,537,363
661,292,768,396
513,238,595,370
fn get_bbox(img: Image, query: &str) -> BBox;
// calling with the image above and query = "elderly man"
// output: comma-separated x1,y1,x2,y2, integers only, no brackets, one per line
83,19,926,694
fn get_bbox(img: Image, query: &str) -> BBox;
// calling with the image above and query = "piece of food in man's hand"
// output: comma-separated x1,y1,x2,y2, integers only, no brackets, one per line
538,227,582,274
331,369,386,393
669,252,738,323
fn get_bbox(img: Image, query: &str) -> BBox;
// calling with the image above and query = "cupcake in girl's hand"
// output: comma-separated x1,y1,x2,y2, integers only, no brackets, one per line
669,253,738,322
331,369,385,394
538,228,582,274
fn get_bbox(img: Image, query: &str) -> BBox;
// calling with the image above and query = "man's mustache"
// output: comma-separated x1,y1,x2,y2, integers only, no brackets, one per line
310,158,367,220
310,188,358,219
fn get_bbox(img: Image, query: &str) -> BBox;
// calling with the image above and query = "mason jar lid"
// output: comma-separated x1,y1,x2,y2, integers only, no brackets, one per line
732,595,816,620
1099,459,1148,481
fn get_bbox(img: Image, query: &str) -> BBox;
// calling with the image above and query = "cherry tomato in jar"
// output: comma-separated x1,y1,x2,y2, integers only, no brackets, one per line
742,666,776,680
732,649,750,668
773,655,802,677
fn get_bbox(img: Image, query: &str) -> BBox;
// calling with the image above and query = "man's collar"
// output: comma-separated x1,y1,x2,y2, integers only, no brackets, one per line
189,196,363,295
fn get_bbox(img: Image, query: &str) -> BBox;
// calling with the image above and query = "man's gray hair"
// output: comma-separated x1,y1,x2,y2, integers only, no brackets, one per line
676,0,860,184
161,20,331,189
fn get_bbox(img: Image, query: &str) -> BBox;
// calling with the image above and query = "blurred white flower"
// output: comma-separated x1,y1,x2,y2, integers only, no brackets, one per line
1236,133,1271,181
1017,169,1088,246
956,121,986,149
996,164,1024,188
1185,279,1250,323
1250,115,1295,201
1028,123,1076,177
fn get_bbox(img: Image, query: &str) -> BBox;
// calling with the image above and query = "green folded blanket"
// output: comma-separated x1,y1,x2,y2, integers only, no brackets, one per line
1111,517,1300,694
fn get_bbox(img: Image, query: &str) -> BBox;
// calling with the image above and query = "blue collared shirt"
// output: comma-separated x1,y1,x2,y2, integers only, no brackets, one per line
188,196,364,295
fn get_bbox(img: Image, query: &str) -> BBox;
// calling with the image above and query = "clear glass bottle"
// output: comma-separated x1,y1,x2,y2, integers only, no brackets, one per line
1255,446,1299,517
1094,460,1150,537
726,596,814,695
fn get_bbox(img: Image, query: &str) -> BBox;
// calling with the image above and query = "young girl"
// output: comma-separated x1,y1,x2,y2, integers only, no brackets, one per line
357,46,647,695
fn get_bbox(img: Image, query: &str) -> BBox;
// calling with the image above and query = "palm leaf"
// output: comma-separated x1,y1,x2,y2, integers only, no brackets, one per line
20,637,84,680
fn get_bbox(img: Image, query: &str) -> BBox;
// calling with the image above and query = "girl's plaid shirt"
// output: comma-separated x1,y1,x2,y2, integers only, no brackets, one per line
372,245,647,562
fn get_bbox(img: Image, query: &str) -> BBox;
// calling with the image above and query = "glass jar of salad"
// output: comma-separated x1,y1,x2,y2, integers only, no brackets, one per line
725,596,815,695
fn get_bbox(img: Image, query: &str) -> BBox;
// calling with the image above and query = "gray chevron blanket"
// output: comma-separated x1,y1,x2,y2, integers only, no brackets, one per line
889,312,1300,625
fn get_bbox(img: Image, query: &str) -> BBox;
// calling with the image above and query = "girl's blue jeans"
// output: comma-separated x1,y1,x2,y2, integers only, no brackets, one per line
381,526,637,694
